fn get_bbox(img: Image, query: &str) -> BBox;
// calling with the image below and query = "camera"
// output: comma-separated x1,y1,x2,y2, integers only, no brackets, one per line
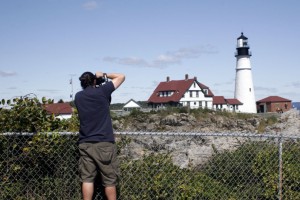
95,74,108,87
95,77,106,86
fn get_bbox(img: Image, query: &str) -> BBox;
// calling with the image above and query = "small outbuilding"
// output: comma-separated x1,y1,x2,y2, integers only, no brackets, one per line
123,99,141,111
256,96,292,113
43,102,73,119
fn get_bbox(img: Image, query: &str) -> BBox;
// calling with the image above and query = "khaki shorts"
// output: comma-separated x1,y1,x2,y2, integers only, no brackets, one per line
79,142,119,186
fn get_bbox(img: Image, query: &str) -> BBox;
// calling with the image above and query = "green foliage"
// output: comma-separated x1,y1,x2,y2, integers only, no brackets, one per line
0,97,78,133
257,116,278,133
253,140,300,199
0,133,80,200
126,109,150,123
204,141,271,199
236,112,255,120
118,153,234,200
0,97,55,132
205,140,300,199
110,103,125,110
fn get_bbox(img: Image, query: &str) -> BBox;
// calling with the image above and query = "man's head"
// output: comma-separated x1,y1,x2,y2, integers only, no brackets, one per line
79,72,95,89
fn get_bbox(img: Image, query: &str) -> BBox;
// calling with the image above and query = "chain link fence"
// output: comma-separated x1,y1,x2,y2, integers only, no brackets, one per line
1,132,300,200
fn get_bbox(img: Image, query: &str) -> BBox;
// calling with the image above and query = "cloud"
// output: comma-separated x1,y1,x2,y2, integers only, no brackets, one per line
103,45,218,69
104,57,148,66
0,70,17,77
37,89,61,93
82,1,98,10
213,79,235,87
255,86,277,93
7,87,17,90
285,81,300,88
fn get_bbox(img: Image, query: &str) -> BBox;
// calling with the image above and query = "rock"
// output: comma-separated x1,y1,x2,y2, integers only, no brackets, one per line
116,109,300,169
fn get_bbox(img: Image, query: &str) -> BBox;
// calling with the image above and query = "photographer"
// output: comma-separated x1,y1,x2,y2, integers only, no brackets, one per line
75,71,125,200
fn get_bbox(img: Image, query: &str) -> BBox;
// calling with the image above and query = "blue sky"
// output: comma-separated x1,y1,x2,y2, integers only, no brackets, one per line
1,0,300,104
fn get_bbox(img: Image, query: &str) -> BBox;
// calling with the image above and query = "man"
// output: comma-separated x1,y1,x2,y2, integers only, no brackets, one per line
75,71,125,200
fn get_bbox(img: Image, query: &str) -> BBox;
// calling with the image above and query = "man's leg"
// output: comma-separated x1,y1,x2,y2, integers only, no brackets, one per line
105,186,117,200
82,182,94,200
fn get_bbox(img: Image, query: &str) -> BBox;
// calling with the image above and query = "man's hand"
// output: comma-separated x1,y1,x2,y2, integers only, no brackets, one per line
95,72,104,78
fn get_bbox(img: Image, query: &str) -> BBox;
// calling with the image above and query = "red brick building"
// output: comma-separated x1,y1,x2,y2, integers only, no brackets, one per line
256,96,292,113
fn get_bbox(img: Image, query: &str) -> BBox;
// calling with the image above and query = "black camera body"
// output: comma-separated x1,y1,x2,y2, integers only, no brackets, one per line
95,73,108,87
95,77,107,86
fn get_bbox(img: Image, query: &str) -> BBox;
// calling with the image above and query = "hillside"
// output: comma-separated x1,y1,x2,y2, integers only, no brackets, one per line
112,108,300,135
113,108,300,168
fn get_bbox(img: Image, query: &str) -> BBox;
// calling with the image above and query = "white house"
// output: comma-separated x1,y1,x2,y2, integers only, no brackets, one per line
123,99,141,111
148,74,242,112
148,74,214,109
43,102,73,120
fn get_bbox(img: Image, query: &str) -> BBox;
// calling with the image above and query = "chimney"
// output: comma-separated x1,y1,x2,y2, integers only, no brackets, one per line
194,76,197,80
166,76,170,82
185,74,188,80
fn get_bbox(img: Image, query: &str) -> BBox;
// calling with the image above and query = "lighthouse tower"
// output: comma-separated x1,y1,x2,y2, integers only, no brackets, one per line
234,32,257,113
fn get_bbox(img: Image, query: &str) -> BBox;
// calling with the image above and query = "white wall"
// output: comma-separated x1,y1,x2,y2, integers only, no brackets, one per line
179,81,213,109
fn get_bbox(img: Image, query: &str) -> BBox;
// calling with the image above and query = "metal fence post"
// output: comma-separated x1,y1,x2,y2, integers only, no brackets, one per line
278,135,283,200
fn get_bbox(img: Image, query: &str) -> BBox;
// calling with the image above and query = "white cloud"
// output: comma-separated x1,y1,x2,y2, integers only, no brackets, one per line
0,70,17,77
154,54,180,65
37,89,61,93
82,1,98,10
214,79,235,86
103,56,148,67
255,86,277,93
287,81,300,88
103,45,218,69
7,87,17,90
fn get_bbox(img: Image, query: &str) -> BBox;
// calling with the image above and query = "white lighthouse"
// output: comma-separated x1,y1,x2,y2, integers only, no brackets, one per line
234,32,257,113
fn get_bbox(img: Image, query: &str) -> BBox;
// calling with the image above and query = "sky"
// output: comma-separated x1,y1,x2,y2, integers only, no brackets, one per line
1,0,300,104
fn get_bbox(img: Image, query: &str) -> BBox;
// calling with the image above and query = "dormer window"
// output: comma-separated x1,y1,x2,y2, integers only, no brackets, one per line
159,90,175,97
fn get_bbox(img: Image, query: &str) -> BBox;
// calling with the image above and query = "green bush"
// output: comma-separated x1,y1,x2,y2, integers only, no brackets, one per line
253,140,300,199
118,153,235,200
257,116,278,133
204,141,270,199
0,133,80,200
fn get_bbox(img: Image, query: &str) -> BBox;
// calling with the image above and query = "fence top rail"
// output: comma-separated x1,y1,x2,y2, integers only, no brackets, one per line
1,131,300,139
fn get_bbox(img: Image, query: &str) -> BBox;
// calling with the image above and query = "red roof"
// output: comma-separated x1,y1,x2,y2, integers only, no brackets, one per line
43,103,73,115
148,78,214,103
213,96,242,105
213,96,226,104
226,98,243,105
257,96,291,103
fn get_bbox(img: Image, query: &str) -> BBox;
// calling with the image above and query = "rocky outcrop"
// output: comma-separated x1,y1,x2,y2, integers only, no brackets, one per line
114,109,300,168
113,112,261,133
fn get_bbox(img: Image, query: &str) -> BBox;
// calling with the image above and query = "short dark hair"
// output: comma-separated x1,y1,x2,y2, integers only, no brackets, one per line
79,72,96,89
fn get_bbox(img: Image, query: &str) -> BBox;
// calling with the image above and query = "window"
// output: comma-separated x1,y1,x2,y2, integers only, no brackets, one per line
196,91,199,97
190,91,193,97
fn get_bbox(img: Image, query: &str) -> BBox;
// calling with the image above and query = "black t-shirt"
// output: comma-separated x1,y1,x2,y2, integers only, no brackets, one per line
75,82,115,143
